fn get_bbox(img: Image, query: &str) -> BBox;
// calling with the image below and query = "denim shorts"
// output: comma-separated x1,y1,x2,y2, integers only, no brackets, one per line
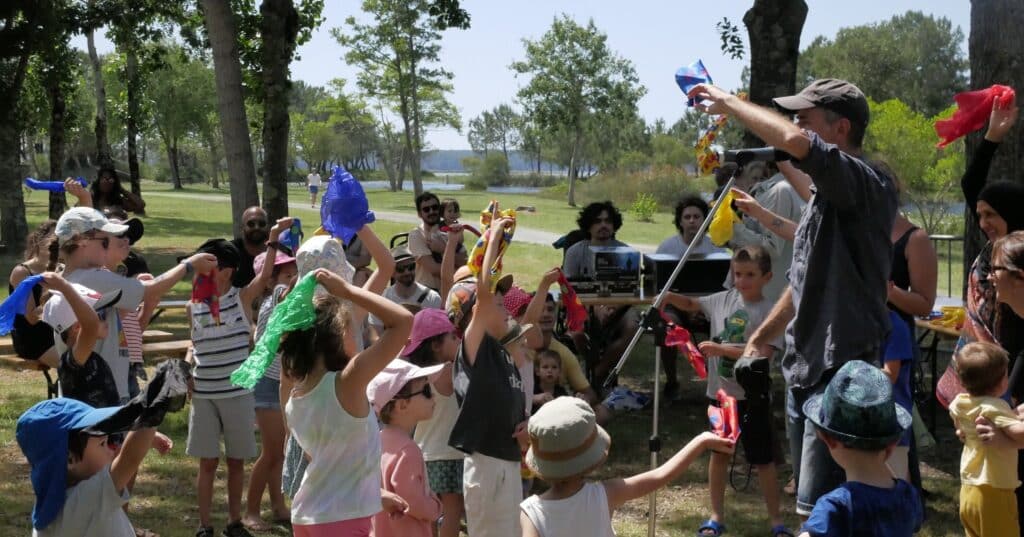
254,376,281,411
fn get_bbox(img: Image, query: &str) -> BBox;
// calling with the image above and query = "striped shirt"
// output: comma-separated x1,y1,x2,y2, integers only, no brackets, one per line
190,287,253,399
122,309,144,364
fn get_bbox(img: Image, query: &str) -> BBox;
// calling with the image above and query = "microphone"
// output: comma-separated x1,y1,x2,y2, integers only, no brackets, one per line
723,147,792,166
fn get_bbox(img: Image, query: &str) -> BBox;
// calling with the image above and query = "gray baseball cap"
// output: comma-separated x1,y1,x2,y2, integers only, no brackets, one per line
773,78,870,127
55,208,130,245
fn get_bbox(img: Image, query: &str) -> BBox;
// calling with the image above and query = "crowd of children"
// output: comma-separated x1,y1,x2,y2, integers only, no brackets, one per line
8,165,1024,537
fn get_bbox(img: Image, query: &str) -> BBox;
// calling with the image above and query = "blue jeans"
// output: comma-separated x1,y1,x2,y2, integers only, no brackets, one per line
787,382,847,515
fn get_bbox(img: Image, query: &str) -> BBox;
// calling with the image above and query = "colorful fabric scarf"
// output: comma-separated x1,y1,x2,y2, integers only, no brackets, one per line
935,85,1016,148
231,273,319,389
556,269,587,332
0,274,44,335
191,271,220,325
467,200,516,290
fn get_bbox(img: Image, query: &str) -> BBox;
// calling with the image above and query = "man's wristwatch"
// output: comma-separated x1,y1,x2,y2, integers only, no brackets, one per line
266,240,283,251
181,259,194,276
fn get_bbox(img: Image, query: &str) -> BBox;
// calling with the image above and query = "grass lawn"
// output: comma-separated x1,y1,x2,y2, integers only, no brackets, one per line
0,182,968,535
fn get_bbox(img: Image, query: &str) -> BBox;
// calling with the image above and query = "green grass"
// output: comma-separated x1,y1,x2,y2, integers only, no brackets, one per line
0,182,968,535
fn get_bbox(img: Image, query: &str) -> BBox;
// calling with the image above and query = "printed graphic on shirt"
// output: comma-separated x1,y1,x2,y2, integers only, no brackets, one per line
716,309,749,378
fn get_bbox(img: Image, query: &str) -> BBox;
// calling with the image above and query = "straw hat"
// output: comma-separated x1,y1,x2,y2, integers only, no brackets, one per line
525,397,611,481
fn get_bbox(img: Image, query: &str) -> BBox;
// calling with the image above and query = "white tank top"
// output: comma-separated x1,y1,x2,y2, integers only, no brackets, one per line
285,371,382,524
520,482,615,537
414,390,463,461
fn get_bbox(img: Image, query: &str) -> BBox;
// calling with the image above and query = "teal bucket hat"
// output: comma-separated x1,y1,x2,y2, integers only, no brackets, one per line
803,360,912,450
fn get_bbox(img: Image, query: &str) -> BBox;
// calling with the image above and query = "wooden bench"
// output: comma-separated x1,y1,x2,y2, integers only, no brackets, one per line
0,356,58,399
149,299,190,324
142,339,192,362
0,330,176,354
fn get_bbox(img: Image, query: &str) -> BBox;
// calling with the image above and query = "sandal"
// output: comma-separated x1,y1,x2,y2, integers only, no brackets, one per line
195,528,214,537
697,519,726,536
771,525,795,537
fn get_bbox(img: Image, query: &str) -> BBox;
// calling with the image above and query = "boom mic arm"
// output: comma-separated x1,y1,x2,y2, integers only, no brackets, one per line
723,147,792,167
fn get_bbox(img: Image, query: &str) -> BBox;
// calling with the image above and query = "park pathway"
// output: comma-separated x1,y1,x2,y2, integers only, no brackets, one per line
145,191,658,252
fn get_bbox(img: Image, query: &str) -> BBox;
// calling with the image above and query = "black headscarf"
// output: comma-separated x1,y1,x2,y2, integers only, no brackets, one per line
978,181,1024,233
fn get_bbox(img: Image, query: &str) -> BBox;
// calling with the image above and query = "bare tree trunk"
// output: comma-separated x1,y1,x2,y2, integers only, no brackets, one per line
0,47,33,252
259,0,298,221
742,0,808,148
408,46,424,197
125,47,145,213
86,23,114,170
566,128,582,207
964,0,1024,293
167,138,182,189
48,75,68,219
201,0,260,235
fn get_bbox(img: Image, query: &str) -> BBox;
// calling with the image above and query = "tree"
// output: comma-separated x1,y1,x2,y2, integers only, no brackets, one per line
467,104,521,159
864,98,963,233
798,11,967,117
0,2,70,252
200,0,260,233
83,0,116,171
335,0,465,197
148,50,216,189
511,15,646,206
963,0,1024,285
741,0,807,147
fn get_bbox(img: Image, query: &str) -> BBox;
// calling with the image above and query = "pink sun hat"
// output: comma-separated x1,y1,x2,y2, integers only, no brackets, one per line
366,358,446,414
252,249,297,275
402,308,456,357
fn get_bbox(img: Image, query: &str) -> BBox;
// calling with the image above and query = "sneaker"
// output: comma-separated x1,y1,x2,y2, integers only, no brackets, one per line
195,528,214,537
222,522,254,537
663,381,682,402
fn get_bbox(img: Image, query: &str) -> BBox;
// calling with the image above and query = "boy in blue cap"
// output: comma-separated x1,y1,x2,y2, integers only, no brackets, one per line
798,360,922,537
17,398,158,536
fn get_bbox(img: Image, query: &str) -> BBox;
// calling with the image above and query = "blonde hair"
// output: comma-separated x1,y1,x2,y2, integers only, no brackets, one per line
955,341,1009,396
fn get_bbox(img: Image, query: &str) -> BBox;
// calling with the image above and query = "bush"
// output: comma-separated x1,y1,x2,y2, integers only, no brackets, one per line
464,176,488,191
630,192,657,222
470,153,511,186
576,165,714,210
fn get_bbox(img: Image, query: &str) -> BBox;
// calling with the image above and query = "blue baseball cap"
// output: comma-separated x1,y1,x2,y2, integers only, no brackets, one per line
16,398,123,529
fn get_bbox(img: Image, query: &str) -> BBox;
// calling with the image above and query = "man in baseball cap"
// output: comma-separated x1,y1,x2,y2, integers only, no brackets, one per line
687,78,898,515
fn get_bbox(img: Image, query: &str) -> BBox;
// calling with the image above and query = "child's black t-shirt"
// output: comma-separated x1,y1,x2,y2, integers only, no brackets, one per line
59,350,122,408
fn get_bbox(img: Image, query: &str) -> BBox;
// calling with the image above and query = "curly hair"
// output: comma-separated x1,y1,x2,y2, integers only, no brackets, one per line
280,295,352,380
672,195,710,235
576,201,622,234
24,220,56,262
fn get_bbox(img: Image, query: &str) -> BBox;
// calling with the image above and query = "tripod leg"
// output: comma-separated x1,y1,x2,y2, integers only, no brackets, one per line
648,345,662,537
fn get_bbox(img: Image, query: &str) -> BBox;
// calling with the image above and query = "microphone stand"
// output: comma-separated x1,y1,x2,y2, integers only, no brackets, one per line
601,165,742,537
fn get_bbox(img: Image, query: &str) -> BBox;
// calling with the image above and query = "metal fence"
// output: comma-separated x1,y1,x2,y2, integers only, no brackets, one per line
929,234,963,299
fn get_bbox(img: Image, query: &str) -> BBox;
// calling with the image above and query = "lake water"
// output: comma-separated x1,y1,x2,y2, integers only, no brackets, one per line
360,180,541,195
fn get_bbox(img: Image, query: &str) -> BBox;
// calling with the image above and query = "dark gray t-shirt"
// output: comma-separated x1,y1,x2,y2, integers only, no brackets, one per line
448,333,526,462
783,132,897,390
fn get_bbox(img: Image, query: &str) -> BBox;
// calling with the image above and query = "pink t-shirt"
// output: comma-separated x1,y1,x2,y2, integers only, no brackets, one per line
372,427,442,537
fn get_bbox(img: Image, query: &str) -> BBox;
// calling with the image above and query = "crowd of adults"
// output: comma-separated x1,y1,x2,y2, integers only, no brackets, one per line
8,75,1024,537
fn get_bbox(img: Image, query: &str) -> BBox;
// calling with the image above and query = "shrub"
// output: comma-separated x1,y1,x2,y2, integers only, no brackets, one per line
576,165,714,210
630,192,657,222
470,153,511,186
464,176,488,191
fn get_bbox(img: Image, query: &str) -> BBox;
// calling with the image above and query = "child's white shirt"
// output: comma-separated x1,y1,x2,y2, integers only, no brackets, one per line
520,481,614,537
35,466,134,537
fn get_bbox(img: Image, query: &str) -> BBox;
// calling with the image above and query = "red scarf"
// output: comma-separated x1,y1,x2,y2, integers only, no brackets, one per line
660,311,707,379
191,271,221,325
708,388,740,442
935,84,1016,148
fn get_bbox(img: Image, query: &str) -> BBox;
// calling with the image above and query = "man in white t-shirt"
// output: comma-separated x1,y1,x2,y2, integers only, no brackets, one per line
407,191,466,290
306,171,321,208
370,245,442,329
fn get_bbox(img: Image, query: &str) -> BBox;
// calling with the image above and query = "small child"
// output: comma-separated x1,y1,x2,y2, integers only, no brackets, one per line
880,309,914,482
16,378,187,537
440,198,461,227
662,245,788,536
279,268,413,535
185,219,290,537
520,396,734,536
949,342,1024,537
404,309,465,537
798,360,921,537
367,358,446,537
533,349,568,413
40,273,120,408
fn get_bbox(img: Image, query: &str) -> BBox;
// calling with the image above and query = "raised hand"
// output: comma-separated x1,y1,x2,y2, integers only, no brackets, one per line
986,94,1018,143
686,83,734,115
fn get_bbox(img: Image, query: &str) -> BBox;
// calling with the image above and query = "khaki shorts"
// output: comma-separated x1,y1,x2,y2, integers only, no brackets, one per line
463,453,522,537
186,392,257,460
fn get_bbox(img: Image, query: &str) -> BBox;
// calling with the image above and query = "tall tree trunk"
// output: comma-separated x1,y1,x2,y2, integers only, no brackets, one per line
398,85,417,196
167,139,182,189
259,0,298,221
86,25,114,170
201,0,260,235
48,76,68,219
742,0,808,148
125,47,144,213
964,0,1024,293
408,49,424,197
566,127,582,207
0,48,33,252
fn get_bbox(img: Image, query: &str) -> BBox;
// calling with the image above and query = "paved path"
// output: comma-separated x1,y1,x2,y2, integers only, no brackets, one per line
145,191,657,252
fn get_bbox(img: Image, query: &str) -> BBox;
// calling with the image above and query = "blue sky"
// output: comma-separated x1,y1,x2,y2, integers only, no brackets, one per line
81,0,969,149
